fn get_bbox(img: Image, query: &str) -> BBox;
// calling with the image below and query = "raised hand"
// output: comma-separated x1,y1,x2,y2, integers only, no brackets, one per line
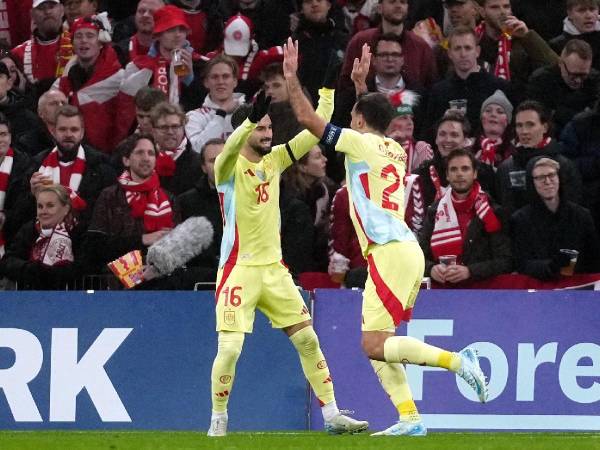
248,90,272,123
351,43,371,95
283,37,299,80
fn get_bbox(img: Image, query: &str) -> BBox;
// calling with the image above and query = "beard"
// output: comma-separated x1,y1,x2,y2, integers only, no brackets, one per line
251,139,272,156
57,140,81,161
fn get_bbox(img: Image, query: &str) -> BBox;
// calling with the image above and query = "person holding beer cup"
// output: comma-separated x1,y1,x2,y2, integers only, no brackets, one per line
511,156,600,279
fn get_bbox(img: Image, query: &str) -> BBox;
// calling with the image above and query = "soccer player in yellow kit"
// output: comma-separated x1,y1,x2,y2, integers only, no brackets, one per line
283,38,489,436
207,85,369,436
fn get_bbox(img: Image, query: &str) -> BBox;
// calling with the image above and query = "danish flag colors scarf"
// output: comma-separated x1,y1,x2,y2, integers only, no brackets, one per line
476,22,512,81
31,221,74,266
479,137,501,166
430,181,501,261
0,148,14,256
118,171,173,233
155,137,188,177
39,146,87,211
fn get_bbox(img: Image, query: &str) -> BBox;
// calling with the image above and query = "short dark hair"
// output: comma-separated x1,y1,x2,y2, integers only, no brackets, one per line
231,103,253,129
259,62,284,82
200,137,225,163
202,54,239,80
134,87,167,111
447,26,479,48
354,93,395,134
55,104,84,127
561,39,593,61
120,133,157,159
375,33,403,52
567,0,599,10
437,110,472,137
446,148,477,170
515,100,552,126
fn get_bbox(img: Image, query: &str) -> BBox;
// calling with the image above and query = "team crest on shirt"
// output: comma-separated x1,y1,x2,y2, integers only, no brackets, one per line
255,170,266,181
224,311,236,325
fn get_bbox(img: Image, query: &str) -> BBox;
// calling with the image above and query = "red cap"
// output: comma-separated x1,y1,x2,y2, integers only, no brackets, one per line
153,5,191,35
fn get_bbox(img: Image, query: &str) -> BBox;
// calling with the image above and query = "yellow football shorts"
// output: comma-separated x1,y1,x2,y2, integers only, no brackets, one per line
362,240,425,331
215,261,310,333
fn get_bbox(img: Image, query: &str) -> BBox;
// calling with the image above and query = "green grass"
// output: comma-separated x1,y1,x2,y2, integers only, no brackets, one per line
0,431,599,450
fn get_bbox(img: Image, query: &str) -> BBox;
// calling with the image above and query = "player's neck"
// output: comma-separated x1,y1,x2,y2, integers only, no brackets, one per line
241,145,263,163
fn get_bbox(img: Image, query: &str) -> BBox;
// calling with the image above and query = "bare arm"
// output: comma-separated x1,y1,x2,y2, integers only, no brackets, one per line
283,37,327,140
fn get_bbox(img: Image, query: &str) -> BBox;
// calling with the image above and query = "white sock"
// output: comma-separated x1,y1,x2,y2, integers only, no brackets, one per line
211,410,228,421
321,400,340,422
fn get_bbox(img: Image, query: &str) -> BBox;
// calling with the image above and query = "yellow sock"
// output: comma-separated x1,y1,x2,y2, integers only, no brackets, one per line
383,336,462,372
211,331,244,413
289,326,335,406
371,360,421,423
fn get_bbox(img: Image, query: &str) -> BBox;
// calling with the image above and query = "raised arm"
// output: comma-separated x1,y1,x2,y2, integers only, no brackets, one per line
214,91,271,184
283,38,328,140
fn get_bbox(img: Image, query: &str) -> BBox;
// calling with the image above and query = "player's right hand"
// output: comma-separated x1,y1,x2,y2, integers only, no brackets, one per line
248,90,271,123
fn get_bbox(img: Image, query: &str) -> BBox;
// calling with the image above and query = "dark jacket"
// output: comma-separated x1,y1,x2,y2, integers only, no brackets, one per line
17,145,117,232
479,29,558,96
549,30,600,72
527,64,600,135
175,175,223,285
268,100,303,146
425,69,511,134
0,220,86,289
159,141,203,196
14,119,55,157
292,15,349,106
513,0,567,41
0,91,44,145
496,140,582,213
510,156,600,279
419,196,512,280
2,149,32,243
85,183,178,271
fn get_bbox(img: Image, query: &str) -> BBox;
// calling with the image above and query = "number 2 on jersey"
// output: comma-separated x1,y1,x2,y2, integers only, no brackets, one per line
381,164,400,211
222,286,242,307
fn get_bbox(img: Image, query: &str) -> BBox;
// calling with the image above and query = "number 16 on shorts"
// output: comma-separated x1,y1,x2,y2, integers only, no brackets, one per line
221,286,242,326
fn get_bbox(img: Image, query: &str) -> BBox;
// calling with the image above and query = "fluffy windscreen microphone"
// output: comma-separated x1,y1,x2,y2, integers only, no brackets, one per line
146,216,214,276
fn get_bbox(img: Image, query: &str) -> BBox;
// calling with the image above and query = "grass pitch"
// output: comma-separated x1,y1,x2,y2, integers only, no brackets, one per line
1,431,599,450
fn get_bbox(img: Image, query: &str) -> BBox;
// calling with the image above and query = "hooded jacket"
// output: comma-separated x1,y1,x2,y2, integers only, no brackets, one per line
510,155,600,279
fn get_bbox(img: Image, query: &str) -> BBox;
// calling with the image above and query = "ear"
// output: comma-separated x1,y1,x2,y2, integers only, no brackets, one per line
473,168,478,180
542,122,549,134
475,45,481,59
122,156,130,169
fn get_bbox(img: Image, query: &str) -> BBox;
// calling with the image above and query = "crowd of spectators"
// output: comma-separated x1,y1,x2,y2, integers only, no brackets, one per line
0,0,600,290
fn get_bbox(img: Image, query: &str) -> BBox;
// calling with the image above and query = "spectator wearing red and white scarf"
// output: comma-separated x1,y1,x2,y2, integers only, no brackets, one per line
28,105,116,231
476,0,558,94
0,114,32,257
114,0,165,66
150,101,202,196
11,0,67,90
0,184,85,290
53,13,128,153
86,134,177,269
418,148,511,286
472,89,515,169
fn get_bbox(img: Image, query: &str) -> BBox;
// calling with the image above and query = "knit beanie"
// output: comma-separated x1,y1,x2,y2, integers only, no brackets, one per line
480,90,513,123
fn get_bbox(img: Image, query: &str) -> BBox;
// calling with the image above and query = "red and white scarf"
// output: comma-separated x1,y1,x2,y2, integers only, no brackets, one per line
156,137,188,177
128,35,150,62
30,222,74,266
430,181,501,262
516,136,552,149
39,146,87,212
476,22,512,81
118,171,174,233
478,137,501,167
0,148,14,256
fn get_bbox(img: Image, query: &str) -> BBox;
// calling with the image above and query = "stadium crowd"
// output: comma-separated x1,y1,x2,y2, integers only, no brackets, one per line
0,0,600,290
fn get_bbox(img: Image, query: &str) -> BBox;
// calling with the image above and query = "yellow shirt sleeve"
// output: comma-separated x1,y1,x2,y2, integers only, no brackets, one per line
335,128,367,161
270,87,335,172
214,118,256,185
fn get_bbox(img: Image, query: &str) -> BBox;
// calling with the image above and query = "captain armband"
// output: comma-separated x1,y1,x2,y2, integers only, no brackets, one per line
320,123,342,147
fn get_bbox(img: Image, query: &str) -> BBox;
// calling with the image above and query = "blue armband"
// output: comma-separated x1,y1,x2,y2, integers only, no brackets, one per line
320,123,342,147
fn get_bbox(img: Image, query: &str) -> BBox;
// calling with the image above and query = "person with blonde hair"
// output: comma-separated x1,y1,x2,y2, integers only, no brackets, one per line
0,184,85,289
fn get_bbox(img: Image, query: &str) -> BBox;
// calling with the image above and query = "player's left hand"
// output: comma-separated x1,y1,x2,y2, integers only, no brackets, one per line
283,37,299,79
445,264,470,283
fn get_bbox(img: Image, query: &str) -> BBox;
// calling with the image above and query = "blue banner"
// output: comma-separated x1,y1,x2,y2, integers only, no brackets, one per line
0,291,308,430
310,289,600,431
